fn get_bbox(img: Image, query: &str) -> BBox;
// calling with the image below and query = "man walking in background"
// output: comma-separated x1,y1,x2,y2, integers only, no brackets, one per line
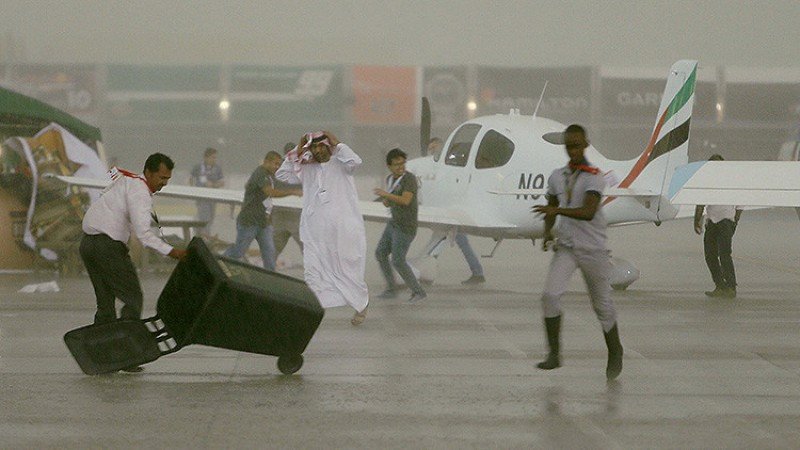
189,147,224,237
224,151,301,270
694,154,742,299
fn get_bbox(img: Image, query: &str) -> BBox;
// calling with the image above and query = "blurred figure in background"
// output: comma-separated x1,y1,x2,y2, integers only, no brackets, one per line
429,137,486,285
224,151,300,270
189,147,224,237
273,142,304,266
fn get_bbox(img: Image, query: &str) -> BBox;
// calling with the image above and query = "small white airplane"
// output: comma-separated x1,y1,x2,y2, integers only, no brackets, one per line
55,60,800,289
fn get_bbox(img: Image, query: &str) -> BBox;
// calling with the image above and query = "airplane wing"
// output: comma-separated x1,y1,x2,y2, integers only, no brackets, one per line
54,175,513,232
53,175,246,205
359,200,513,231
670,161,800,207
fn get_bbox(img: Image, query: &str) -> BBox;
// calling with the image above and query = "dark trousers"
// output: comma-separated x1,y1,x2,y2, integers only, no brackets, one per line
375,223,425,296
79,233,144,324
704,219,737,289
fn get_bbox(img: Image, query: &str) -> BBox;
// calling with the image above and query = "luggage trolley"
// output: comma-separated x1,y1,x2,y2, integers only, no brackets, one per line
64,238,324,375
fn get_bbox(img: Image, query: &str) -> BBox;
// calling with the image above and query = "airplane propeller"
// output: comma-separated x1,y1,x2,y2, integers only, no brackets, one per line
420,97,431,156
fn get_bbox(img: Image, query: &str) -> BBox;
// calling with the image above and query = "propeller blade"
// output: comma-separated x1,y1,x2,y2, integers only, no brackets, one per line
420,97,431,156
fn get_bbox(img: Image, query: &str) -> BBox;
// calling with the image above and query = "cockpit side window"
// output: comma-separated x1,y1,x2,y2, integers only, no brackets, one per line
474,130,514,169
444,124,481,167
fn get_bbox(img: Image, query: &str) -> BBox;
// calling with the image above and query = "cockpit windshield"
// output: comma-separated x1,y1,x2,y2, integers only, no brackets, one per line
474,129,514,169
444,124,480,167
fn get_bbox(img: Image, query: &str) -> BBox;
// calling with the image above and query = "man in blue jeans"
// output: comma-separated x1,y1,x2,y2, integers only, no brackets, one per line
374,148,427,303
455,233,485,284
224,151,301,270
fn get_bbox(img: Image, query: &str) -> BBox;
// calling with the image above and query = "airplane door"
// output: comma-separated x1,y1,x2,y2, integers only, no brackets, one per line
466,128,518,217
432,124,482,207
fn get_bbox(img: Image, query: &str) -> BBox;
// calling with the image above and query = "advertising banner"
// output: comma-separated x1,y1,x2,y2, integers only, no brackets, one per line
422,66,468,128
4,64,97,116
105,65,220,122
601,77,717,124
230,65,343,123
477,67,592,124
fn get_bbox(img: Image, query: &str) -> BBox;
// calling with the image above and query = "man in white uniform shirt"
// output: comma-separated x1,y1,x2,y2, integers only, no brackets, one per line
276,131,369,326
693,154,742,298
532,124,623,381
80,153,187,336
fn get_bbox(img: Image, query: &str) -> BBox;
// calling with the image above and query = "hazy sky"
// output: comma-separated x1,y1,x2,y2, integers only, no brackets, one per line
2,0,800,68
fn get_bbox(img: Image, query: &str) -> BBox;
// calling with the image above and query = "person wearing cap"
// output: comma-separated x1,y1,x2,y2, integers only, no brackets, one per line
693,154,742,298
224,151,301,270
374,148,426,303
80,153,187,372
276,131,370,325
189,147,224,237
532,124,623,380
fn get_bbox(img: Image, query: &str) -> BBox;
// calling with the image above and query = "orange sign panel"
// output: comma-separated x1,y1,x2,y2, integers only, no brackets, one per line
352,66,417,124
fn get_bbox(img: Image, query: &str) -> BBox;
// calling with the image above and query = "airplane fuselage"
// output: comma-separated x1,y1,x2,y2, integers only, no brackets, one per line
406,112,665,240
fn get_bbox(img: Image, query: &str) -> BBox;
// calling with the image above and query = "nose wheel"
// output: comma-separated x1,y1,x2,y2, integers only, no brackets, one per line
277,354,304,375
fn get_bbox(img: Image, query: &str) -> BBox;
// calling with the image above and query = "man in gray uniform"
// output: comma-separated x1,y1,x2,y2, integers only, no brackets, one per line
532,124,623,380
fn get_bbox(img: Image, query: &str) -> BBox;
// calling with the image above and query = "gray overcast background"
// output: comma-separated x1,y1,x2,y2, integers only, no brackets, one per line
2,0,799,67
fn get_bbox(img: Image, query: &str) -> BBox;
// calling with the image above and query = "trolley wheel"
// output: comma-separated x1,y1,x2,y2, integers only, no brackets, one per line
277,354,303,375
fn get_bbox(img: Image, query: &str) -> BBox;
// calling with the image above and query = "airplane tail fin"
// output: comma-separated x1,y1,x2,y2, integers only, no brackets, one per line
617,60,698,221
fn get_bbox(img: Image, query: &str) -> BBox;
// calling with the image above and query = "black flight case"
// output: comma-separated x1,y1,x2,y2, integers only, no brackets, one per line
64,237,324,375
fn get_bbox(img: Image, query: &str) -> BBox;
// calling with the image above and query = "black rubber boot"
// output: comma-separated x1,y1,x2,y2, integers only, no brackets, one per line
604,323,623,380
537,315,561,370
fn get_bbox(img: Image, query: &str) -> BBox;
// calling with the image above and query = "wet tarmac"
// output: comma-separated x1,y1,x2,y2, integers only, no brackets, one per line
1,209,799,448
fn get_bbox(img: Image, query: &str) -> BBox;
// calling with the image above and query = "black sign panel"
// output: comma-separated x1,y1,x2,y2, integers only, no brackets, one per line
725,82,800,124
476,67,592,124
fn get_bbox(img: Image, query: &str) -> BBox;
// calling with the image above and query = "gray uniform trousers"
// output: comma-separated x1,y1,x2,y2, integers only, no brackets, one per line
541,246,617,332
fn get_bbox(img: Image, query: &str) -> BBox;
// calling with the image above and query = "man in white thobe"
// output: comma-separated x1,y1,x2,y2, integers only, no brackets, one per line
275,131,369,325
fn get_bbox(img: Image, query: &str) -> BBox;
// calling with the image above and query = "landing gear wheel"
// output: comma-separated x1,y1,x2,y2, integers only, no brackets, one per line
277,354,303,375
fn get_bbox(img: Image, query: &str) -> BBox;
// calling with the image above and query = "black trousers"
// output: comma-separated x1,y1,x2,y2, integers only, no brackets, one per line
79,233,144,324
704,219,737,289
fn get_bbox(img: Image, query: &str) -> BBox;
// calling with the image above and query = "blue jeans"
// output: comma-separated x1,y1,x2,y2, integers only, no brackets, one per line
375,223,424,295
455,232,483,276
224,222,276,270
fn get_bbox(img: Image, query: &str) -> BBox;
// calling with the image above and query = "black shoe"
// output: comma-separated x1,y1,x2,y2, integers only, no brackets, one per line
121,366,144,373
461,275,486,285
408,292,427,304
721,288,736,298
377,289,398,299
704,287,726,297
537,353,561,370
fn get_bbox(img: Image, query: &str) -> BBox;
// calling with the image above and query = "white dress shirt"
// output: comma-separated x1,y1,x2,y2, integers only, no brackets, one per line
82,171,173,255
706,204,741,223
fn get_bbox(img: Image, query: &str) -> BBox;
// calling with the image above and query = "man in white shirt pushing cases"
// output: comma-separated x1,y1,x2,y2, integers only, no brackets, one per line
80,153,187,330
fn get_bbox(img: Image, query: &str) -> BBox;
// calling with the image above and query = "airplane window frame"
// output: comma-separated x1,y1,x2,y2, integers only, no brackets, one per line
443,124,481,167
474,129,515,170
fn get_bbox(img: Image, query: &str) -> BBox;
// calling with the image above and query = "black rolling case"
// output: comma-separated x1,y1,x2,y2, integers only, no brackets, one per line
63,318,172,375
64,237,324,375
